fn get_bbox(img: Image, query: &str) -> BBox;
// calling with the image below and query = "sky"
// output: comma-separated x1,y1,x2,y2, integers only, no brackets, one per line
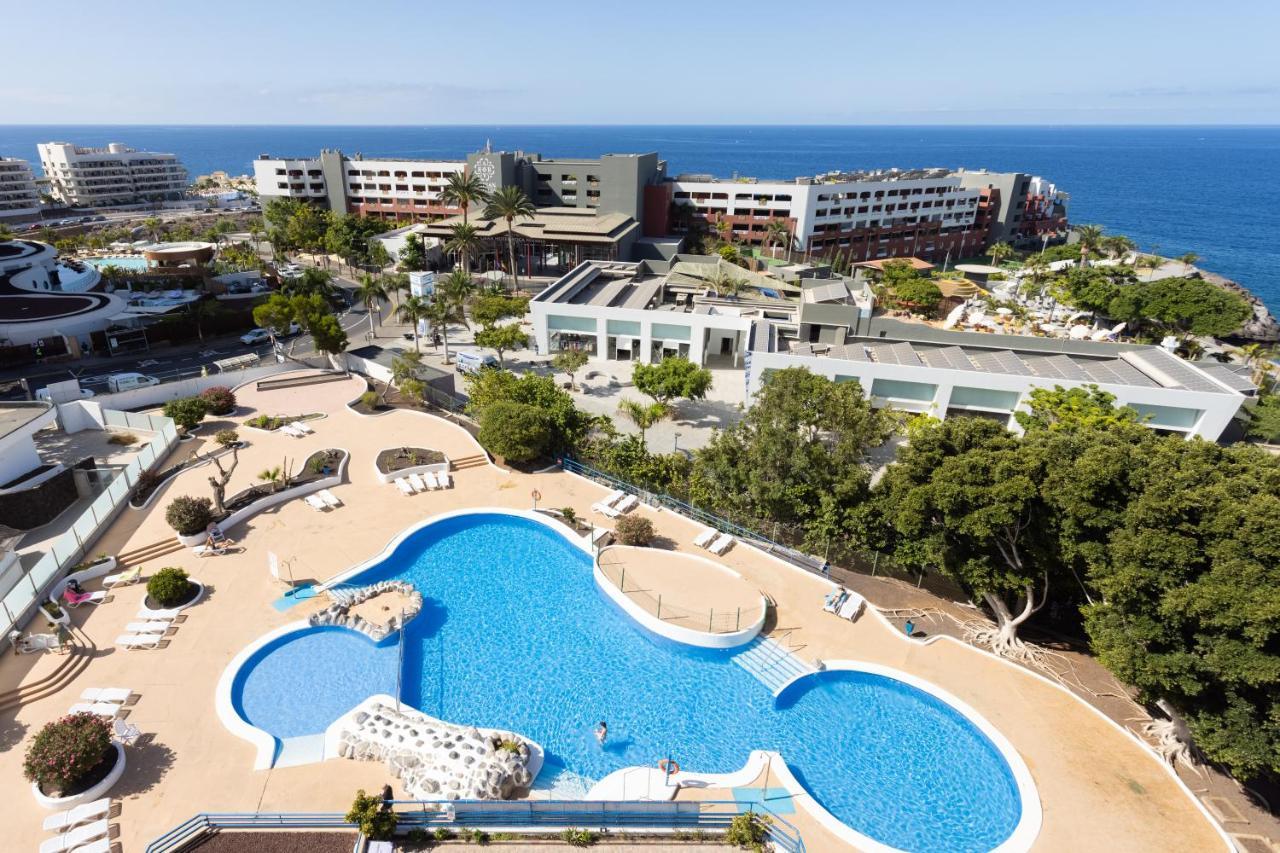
3,0,1278,125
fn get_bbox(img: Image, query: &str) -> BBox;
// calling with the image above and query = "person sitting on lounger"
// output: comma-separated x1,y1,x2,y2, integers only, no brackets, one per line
205,522,234,549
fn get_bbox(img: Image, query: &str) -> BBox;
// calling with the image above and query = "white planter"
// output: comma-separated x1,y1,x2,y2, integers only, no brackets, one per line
51,556,119,601
32,742,126,810
176,531,207,548
141,579,205,616
39,604,71,627
373,457,450,485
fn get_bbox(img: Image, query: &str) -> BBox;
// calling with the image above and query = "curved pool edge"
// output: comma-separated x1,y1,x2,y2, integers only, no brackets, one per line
215,618,312,770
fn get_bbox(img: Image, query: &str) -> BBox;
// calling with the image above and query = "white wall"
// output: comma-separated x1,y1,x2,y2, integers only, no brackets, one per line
56,399,106,434
90,362,295,411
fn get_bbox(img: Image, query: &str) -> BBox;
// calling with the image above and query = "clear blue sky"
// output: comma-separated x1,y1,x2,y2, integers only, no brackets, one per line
4,0,1277,125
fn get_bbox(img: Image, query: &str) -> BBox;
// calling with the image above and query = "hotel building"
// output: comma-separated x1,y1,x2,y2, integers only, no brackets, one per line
0,157,40,222
37,142,189,206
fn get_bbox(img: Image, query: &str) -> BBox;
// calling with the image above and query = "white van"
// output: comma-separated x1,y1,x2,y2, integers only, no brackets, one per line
106,372,160,393
455,351,499,375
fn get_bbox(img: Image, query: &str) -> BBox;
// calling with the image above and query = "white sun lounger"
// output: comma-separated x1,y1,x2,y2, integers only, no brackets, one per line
102,566,142,589
38,818,110,853
304,494,328,511
599,489,624,507
708,533,735,555
42,798,111,832
276,423,302,438
67,839,112,853
112,717,142,746
823,588,848,613
837,590,866,621
67,702,120,718
318,489,342,508
79,688,132,704
613,494,638,514
291,420,315,434
124,621,171,635
592,501,621,518
396,478,416,496
136,606,181,620
408,473,430,492
116,633,165,650
693,528,717,549
437,470,452,488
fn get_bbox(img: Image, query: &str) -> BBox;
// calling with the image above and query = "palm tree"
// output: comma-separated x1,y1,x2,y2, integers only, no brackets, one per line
368,242,392,280
1239,343,1276,385
765,218,791,260
354,274,388,340
396,294,432,354
187,298,223,343
712,218,730,245
438,268,475,329
1075,224,1104,267
423,297,458,363
1179,252,1199,273
1104,234,1136,261
1137,254,1163,281
987,241,1014,267
617,399,670,448
708,266,747,299
445,222,482,275
143,217,163,242
440,171,490,225
247,219,263,253
483,186,536,293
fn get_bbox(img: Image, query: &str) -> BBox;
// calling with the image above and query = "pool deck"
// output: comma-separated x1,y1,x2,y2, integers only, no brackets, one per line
0,370,1230,852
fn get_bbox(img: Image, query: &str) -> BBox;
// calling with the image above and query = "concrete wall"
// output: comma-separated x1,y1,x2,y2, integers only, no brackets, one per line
89,361,295,411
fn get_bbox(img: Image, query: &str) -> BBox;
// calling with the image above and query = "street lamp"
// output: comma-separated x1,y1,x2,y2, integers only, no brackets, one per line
673,431,682,453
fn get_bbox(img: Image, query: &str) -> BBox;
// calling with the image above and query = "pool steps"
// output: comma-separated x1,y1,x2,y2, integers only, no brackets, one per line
731,637,816,696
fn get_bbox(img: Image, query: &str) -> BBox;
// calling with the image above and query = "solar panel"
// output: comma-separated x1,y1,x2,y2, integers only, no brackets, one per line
966,349,1032,375
828,343,870,361
918,346,976,371
1022,354,1090,381
871,342,924,366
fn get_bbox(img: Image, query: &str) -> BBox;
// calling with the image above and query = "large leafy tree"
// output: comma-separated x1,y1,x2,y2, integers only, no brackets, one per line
483,185,536,292
474,323,527,368
477,401,550,463
464,370,596,456
1014,385,1141,433
471,294,528,329
1108,277,1252,338
397,233,428,272
632,357,713,407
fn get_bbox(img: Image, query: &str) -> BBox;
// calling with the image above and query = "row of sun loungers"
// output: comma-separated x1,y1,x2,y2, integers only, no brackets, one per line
822,587,866,621
304,488,344,512
278,420,316,438
39,818,111,853
395,470,452,495
692,526,736,555
116,606,183,650
591,490,638,518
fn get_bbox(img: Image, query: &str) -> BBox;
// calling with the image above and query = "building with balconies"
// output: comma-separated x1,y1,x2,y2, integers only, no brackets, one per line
37,142,189,207
0,157,40,222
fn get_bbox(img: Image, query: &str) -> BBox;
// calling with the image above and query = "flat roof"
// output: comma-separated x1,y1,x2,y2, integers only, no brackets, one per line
420,208,638,245
0,402,52,442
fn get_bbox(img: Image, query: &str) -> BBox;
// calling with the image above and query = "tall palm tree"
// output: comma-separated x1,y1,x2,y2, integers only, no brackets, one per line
247,219,263,252
712,218,731,245
396,294,432,354
764,218,791,260
445,222,482,275
1179,252,1199,273
1075,224,1104,267
1105,234,1136,262
1239,343,1276,385
617,399,670,448
1138,254,1163,281
987,241,1014,267
143,217,163,242
354,274,388,340
440,171,490,225
438,268,475,329
424,297,458,363
483,186,536,293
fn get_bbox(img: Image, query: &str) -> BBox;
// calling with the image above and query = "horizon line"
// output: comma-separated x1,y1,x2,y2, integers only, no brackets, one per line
2,122,1280,129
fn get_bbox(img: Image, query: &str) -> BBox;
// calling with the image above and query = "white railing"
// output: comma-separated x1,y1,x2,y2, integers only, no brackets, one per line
0,410,178,643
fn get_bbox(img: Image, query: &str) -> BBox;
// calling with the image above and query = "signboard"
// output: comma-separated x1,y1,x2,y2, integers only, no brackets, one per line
409,271,436,298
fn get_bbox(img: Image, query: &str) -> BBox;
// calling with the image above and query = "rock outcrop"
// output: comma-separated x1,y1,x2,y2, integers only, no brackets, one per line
309,580,423,642
336,701,537,800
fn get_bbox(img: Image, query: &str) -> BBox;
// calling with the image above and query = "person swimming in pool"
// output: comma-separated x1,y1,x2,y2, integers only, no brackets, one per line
594,721,607,744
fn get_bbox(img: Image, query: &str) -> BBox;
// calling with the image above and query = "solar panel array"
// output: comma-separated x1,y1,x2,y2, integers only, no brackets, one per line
1019,354,1091,381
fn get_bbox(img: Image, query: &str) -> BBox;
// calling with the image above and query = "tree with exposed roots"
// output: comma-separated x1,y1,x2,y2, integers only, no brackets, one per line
206,445,240,517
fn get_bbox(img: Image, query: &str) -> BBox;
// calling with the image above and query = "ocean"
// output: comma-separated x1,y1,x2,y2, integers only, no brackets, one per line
2,125,1277,311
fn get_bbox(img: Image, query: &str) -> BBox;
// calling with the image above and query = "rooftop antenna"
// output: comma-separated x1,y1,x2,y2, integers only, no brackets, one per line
485,138,492,154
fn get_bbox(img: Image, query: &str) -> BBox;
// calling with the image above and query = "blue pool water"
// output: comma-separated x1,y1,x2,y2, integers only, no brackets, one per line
230,513,1022,852
83,257,149,271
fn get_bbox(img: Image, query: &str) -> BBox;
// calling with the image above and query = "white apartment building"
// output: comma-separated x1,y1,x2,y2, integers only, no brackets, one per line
253,150,465,221
669,168,986,261
38,142,189,206
0,157,40,221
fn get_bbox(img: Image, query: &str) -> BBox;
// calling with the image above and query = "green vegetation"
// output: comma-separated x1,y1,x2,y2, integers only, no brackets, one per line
552,349,589,390
632,356,713,406
616,398,670,445
199,386,237,416
1247,396,1280,443
162,396,209,432
614,514,655,546
23,713,113,796
147,567,195,608
477,401,551,463
483,185,536,292
215,429,240,447
165,495,214,535
344,789,398,840
877,259,942,316
472,294,528,329
252,292,348,360
559,827,599,847
397,233,428,272
465,370,596,458
474,323,528,368
726,810,772,851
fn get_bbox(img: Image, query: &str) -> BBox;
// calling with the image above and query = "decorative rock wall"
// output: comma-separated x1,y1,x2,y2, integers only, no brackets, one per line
336,701,536,800
309,580,423,642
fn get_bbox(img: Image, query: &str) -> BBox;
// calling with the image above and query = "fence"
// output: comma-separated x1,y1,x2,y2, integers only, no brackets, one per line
562,457,967,601
0,409,178,643
145,800,805,853
596,549,763,634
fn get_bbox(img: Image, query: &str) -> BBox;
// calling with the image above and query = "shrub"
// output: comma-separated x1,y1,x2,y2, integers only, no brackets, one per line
345,789,398,841
147,567,194,608
560,827,598,847
614,514,655,547
726,810,772,851
247,414,281,430
359,390,379,410
199,385,237,416
23,713,113,795
134,469,161,498
477,400,550,463
433,827,455,841
162,396,209,431
405,828,428,845
215,429,240,447
165,495,214,535
497,738,522,754
107,432,138,445
459,828,489,845
560,506,577,526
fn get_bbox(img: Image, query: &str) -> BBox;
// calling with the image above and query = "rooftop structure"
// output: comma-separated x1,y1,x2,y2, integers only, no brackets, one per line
0,157,40,221
37,141,189,206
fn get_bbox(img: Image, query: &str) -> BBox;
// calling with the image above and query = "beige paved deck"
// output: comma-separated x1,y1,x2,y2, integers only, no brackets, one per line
0,369,1229,852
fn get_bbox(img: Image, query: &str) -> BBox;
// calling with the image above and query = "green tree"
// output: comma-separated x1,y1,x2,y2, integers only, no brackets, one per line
632,357,713,407
396,294,432,354
283,266,338,301
1246,395,1280,443
308,312,349,362
424,297,458,363
368,241,391,279
472,294,528,329
353,274,388,341
552,349,589,390
483,185,536,292
1179,251,1199,272
477,401,550,463
1014,385,1142,433
440,170,490,225
474,323,527,368
987,241,1014,266
464,370,596,456
765,218,791,260
445,222,482,276
163,396,209,432
397,233,428,272
1109,277,1252,338
888,276,943,315
1074,224,1104,265
617,398,670,446
438,267,476,329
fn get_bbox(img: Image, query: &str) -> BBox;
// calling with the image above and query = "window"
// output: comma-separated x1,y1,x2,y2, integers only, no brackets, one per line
949,386,1020,411
607,319,641,336
1128,403,1202,430
650,322,691,341
547,315,598,333
870,378,937,402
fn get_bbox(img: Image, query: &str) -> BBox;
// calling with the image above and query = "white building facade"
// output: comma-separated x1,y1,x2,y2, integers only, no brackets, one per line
253,150,465,221
38,142,188,206
0,157,40,221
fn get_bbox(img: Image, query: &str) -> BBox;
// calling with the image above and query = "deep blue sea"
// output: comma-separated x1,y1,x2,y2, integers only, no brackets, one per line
2,125,1276,310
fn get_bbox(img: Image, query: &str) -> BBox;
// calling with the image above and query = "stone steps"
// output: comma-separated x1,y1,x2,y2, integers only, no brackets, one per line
0,628,97,713
451,454,489,471
117,538,184,568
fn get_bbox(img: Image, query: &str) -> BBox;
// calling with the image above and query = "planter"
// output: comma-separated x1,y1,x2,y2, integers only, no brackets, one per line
176,531,207,548
32,742,126,811
143,579,205,614
39,604,71,627
51,556,119,601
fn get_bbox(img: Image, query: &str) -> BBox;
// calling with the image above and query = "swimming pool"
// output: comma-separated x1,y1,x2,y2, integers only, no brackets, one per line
83,256,149,271
225,510,1035,852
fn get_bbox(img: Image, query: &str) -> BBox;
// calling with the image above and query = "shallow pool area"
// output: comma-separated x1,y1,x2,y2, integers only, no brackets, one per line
83,256,150,271
226,511,1031,852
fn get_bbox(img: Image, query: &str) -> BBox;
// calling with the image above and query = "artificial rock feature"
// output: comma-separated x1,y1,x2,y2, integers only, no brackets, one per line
309,580,423,642
336,702,535,800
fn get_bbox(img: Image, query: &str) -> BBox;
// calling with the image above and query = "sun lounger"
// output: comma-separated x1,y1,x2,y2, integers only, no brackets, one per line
708,533,735,555
291,420,315,434
42,798,111,832
428,470,446,490
68,702,120,718
279,423,305,438
193,543,228,557
17,633,63,654
599,489,624,507
318,489,342,508
124,621,170,635
38,818,109,853
68,836,113,853
613,494,638,514
693,528,717,549
112,717,142,746
102,566,141,589
409,473,430,492
591,501,621,518
136,606,181,620
395,478,416,495
304,494,328,511
62,589,107,608
837,590,866,621
437,471,452,488
823,588,848,613
116,633,165,650
79,688,132,704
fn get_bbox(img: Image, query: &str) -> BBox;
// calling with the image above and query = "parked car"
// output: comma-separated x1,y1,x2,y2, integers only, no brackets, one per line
240,323,300,345
35,386,94,402
105,372,160,393
455,351,499,375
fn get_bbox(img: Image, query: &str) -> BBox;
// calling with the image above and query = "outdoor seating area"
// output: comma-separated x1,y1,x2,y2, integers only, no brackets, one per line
392,470,452,495
591,490,637,518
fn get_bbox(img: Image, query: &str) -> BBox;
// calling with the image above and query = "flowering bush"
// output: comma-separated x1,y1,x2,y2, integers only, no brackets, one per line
199,386,237,416
23,713,113,795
